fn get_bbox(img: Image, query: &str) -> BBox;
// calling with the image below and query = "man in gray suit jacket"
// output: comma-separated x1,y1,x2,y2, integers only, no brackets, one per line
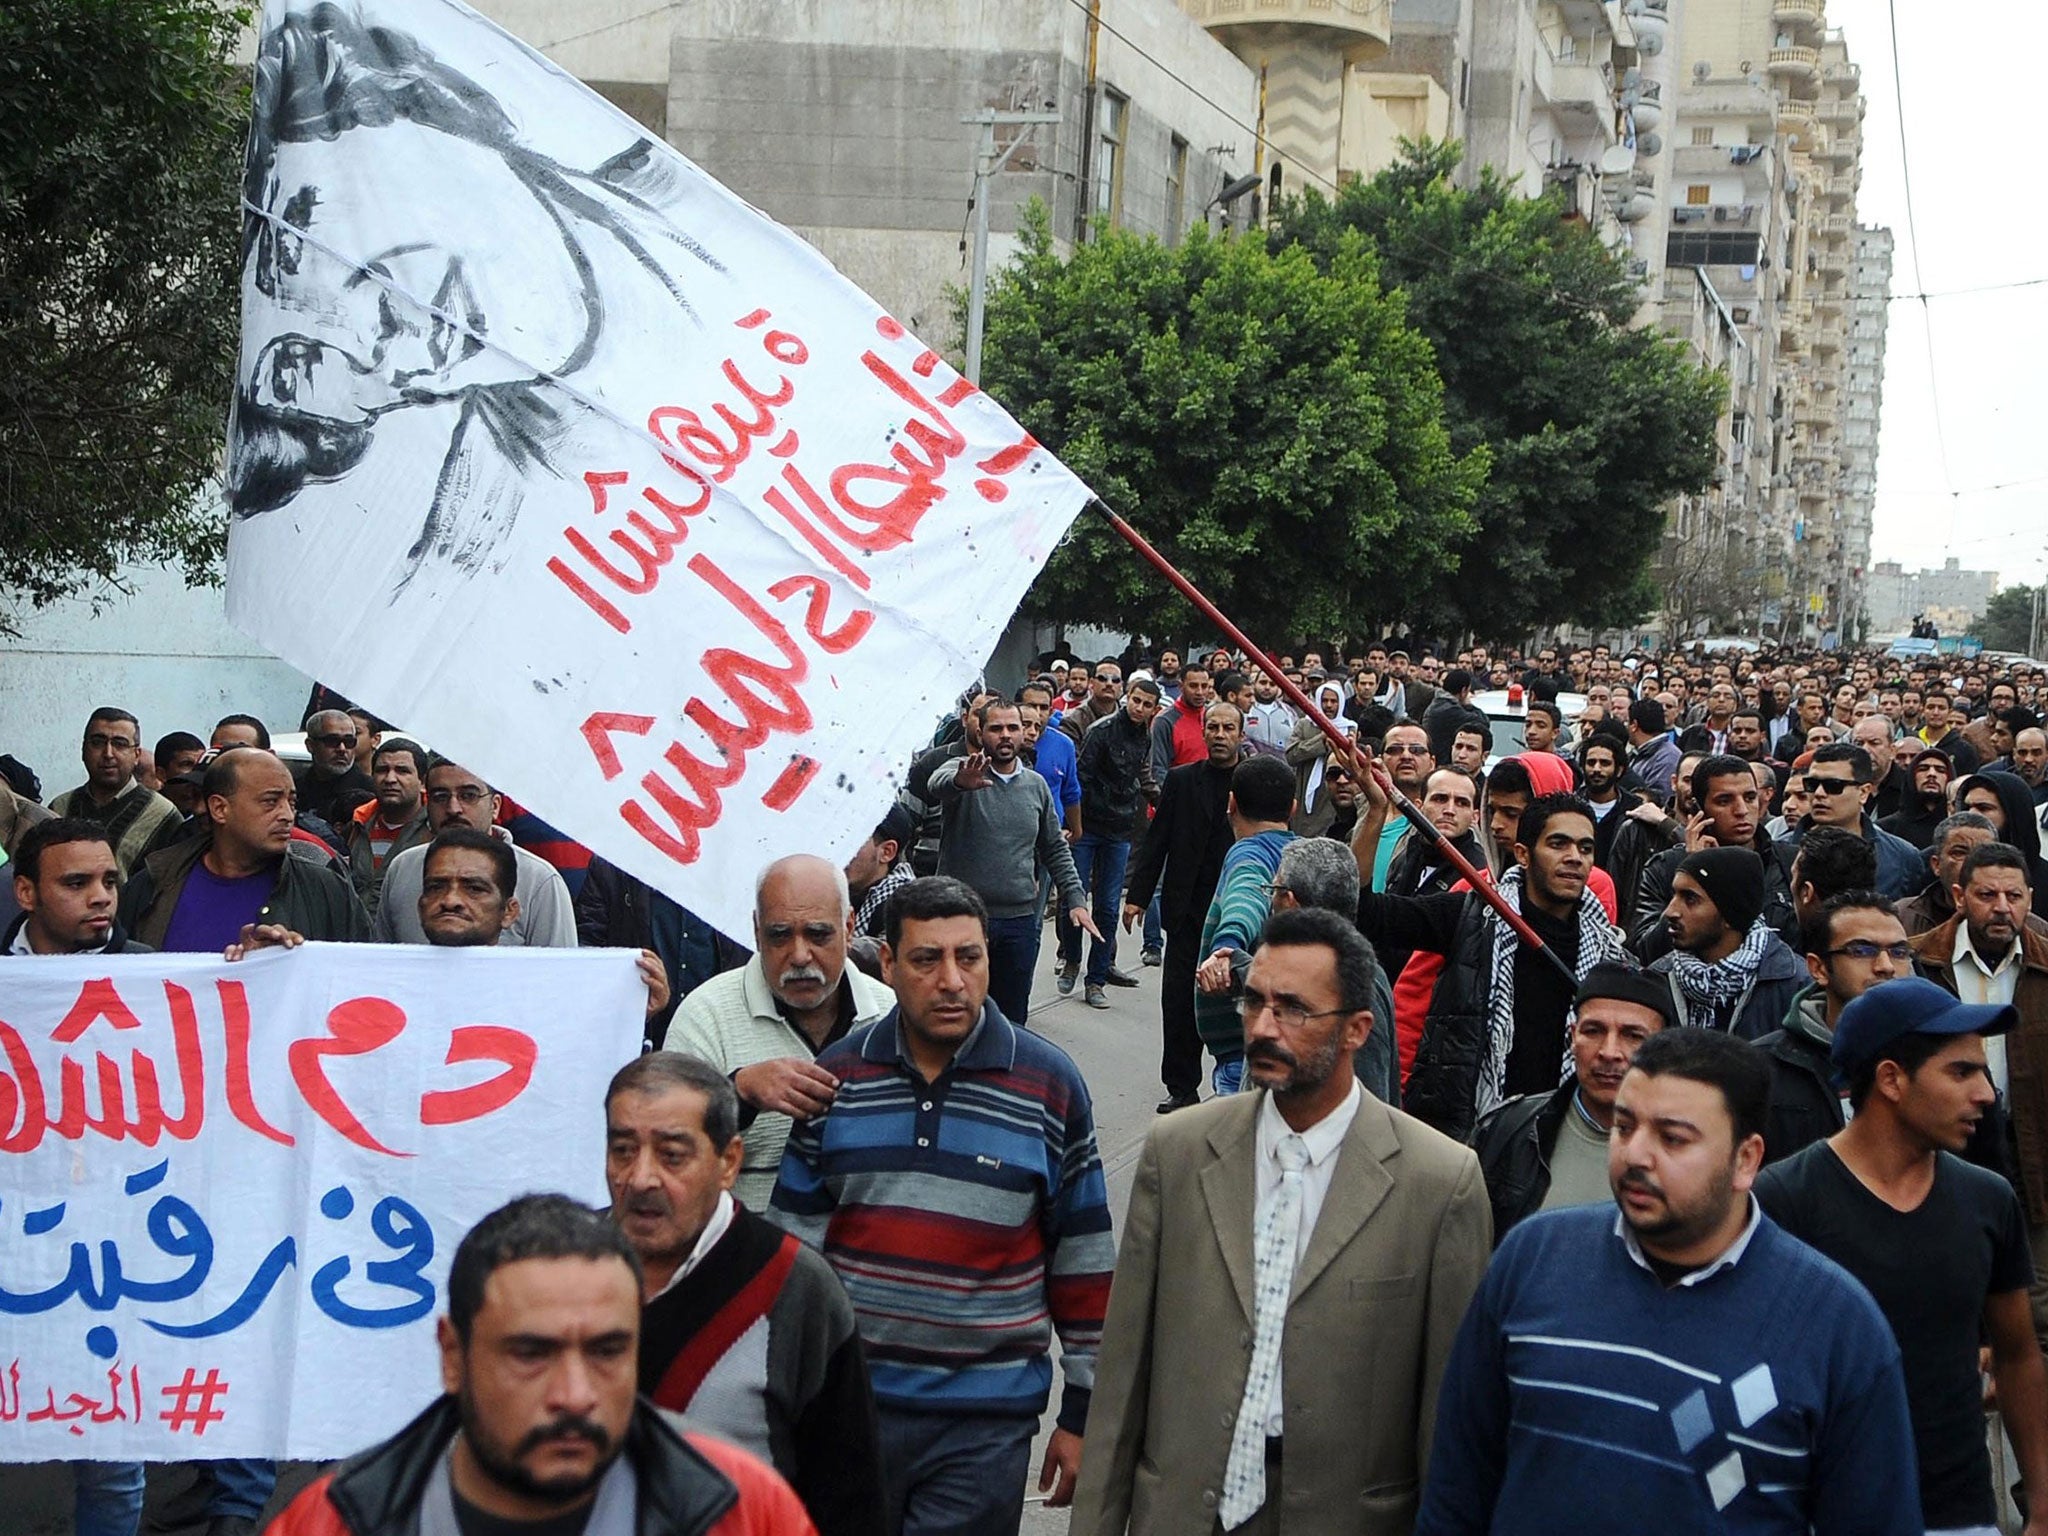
1072,907,1492,1534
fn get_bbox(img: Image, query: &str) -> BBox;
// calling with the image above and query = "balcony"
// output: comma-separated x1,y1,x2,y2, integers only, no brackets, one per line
1775,98,1819,148
1826,59,1861,90
1192,0,1392,60
1769,45,1822,85
1821,212,1851,239
1813,321,1843,355
1772,0,1823,26
1535,44,1619,136
1817,97,1863,125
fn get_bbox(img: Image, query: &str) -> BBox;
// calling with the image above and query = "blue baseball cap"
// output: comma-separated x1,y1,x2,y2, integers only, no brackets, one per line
1831,976,2016,1080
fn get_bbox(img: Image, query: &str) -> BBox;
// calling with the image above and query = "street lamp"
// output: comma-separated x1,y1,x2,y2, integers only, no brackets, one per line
1206,171,1262,220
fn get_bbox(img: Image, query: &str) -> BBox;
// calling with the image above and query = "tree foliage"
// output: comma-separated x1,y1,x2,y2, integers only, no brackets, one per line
0,0,248,630
971,202,1487,643
1269,142,1725,640
1979,584,2040,654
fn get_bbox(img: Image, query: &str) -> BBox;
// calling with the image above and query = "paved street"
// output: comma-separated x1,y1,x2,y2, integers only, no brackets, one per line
0,925,1168,1535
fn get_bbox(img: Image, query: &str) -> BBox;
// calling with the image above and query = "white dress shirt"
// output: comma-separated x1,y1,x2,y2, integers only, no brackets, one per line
1954,924,2023,1095
1252,1078,1362,1435
647,1190,736,1301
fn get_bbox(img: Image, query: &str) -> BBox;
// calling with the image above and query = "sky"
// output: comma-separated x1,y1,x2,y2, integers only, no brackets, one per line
1824,0,2048,590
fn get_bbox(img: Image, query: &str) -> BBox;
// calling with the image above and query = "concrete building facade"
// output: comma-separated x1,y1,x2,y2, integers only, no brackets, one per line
1866,558,2000,638
657,0,1257,343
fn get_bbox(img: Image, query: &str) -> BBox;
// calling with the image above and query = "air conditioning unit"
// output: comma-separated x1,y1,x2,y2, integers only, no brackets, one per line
1714,206,1732,222
1731,306,1752,323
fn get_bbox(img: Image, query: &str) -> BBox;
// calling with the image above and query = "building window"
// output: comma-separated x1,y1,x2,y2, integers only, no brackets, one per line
1094,89,1127,235
1692,126,1714,146
1166,135,1188,245
1666,231,1764,266
1686,184,1711,205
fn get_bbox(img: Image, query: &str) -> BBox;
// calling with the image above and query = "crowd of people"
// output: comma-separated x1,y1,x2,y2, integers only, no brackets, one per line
5,630,2048,1536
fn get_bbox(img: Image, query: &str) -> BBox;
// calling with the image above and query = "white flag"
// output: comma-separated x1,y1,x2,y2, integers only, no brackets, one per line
226,0,1092,940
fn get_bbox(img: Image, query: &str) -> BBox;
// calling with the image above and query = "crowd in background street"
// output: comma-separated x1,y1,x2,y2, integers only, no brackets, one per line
8,630,2048,1535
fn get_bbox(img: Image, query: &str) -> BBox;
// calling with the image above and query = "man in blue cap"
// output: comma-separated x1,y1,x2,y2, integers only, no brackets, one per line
1757,977,2048,1536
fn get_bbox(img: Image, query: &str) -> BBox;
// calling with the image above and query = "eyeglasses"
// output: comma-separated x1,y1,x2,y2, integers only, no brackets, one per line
1324,766,1352,781
1804,777,1861,796
85,734,137,751
309,733,359,749
1382,743,1431,756
1825,941,1915,962
427,786,492,806
1094,673,1121,684
1238,990,1349,1029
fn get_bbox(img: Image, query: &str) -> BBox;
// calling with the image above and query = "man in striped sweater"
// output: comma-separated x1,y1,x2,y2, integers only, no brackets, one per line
1193,754,1298,1094
770,875,1116,1535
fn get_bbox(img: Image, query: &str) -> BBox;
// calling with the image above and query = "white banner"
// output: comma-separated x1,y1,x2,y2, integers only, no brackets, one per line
224,0,1094,941
0,945,641,1460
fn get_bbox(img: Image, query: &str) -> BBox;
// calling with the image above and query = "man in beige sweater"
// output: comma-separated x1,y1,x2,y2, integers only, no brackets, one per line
663,854,893,1208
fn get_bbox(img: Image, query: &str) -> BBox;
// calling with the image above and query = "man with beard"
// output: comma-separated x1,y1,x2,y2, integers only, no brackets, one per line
1292,752,1362,840
1724,707,1776,768
1628,757,1794,962
2015,727,2048,809
1913,841,2048,1349
1758,980,2048,1536
1894,812,2014,940
605,1054,883,1536
1154,648,1184,702
1880,746,1955,851
1358,792,1630,1142
664,856,894,1209
1417,1029,1918,1536
292,708,377,828
930,699,1096,1022
1070,908,1489,1536
1470,964,1675,1243
268,1196,809,1536
1579,739,1645,881
1648,849,1804,1039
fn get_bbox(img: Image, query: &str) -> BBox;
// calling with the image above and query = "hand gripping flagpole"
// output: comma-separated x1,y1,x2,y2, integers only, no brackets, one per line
1091,501,1578,985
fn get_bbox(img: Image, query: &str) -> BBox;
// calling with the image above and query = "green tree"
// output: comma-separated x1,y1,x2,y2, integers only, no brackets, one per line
1270,142,1725,640
971,203,1486,644
0,0,248,630
1979,584,2039,654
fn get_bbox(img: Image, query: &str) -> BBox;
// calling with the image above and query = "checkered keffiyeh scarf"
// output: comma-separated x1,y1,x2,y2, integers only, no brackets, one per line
1476,867,1630,1120
1665,916,1775,1032
853,860,915,937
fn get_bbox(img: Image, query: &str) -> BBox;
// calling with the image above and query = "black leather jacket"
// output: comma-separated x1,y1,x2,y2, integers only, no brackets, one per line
1469,1086,1572,1245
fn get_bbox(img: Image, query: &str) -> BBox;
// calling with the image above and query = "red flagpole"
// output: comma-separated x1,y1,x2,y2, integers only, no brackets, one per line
1090,501,1576,982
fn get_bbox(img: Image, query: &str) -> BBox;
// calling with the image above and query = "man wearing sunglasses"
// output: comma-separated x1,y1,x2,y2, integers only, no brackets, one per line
1792,742,1926,900
293,707,376,827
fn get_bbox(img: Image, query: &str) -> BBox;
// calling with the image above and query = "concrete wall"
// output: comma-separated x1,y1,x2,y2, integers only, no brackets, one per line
664,0,1253,345
0,564,314,797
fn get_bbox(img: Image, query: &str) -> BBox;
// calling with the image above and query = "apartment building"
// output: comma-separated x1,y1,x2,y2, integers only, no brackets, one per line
1866,558,2001,638
1839,224,1891,629
1645,0,1879,641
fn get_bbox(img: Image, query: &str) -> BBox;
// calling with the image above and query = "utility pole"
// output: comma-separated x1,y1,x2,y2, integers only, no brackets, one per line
962,108,1061,386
